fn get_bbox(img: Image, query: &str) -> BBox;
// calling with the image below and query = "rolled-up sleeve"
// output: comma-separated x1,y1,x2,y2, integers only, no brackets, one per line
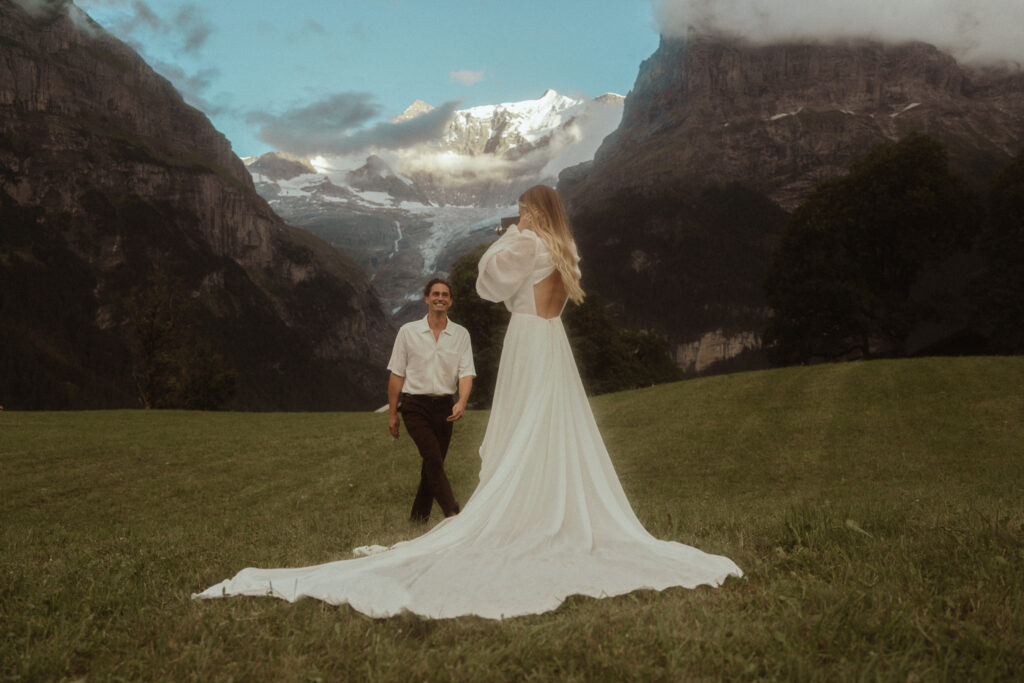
475,226,539,303
457,331,476,378
386,328,408,376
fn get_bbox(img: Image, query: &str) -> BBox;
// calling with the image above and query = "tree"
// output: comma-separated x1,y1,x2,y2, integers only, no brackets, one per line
971,150,1024,352
123,270,236,409
448,244,682,406
563,292,683,394
448,244,512,407
764,133,981,365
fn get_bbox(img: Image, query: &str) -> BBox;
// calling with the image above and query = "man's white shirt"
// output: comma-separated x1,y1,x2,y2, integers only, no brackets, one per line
387,316,476,396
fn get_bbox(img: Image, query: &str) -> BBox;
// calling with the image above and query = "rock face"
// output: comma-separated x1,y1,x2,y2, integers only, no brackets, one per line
346,155,431,205
568,36,1024,211
246,153,315,182
0,0,393,409
560,36,1024,374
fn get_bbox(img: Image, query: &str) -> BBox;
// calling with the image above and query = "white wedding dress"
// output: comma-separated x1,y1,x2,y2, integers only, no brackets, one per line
193,226,742,619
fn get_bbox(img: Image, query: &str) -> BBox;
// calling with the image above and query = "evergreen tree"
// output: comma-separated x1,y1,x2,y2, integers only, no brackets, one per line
764,133,981,364
971,150,1024,352
448,244,508,407
124,270,236,409
448,244,682,407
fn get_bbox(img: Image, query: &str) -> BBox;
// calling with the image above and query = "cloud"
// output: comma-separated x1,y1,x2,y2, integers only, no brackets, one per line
77,0,213,54
13,0,101,34
287,19,329,43
10,0,58,15
303,19,328,36
393,147,531,186
336,101,460,153
450,69,486,86
347,22,370,42
16,1,219,107
248,95,459,156
122,0,160,32
173,5,212,52
540,95,625,179
652,0,1024,65
152,61,222,113
386,96,625,189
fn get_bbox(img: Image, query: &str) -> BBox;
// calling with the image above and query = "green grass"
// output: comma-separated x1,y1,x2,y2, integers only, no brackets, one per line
2,357,1023,680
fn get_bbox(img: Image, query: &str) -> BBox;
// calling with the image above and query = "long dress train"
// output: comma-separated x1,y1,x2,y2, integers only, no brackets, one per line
193,225,742,619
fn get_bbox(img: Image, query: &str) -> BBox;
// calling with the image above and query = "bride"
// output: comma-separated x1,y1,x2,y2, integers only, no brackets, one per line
194,185,742,619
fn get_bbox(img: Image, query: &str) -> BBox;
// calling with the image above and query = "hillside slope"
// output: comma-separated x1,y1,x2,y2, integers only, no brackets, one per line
0,0,393,409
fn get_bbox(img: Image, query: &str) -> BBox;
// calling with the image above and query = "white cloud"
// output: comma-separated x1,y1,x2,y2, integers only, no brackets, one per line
540,96,624,179
78,0,214,54
384,96,625,187
450,69,486,86
652,0,1024,65
13,0,99,33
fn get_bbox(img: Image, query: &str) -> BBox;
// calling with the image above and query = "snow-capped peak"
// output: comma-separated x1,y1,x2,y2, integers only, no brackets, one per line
393,100,434,123
439,89,598,154
454,89,581,142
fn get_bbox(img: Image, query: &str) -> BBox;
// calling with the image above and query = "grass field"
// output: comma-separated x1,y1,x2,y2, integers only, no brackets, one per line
2,357,1023,680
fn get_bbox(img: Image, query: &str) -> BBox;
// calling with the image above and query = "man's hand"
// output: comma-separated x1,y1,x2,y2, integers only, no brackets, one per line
386,372,404,439
447,401,467,423
448,375,472,423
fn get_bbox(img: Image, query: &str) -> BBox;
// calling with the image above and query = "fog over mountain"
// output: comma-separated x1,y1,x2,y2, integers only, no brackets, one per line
654,0,1024,66
284,90,625,199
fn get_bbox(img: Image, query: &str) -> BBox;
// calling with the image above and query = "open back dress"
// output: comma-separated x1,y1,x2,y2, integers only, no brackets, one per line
193,225,742,619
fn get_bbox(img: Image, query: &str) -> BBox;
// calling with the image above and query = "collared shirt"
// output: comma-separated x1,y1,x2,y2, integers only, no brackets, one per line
387,315,475,396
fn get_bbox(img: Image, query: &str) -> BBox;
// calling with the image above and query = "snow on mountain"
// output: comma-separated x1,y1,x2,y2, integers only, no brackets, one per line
445,89,584,152
246,89,624,319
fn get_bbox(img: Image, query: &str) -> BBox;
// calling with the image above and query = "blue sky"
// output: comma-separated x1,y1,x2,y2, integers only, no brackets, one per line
68,0,1023,160
75,0,662,158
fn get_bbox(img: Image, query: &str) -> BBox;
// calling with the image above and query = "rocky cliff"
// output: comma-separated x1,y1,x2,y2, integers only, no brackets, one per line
560,36,1024,374
0,0,393,409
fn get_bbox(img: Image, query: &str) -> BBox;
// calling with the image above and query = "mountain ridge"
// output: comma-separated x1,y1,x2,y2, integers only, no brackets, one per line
560,35,1024,375
566,36,1024,212
0,0,393,409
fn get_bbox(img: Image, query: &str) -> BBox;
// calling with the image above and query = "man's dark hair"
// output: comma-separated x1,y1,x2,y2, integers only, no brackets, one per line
423,277,453,299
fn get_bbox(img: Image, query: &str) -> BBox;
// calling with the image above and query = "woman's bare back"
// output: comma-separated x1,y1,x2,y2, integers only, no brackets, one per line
533,271,568,319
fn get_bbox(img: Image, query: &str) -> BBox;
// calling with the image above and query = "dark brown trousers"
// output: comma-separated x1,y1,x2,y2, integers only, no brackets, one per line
400,393,459,521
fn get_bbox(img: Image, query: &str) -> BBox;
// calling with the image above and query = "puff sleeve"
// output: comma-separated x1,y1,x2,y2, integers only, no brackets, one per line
475,225,539,304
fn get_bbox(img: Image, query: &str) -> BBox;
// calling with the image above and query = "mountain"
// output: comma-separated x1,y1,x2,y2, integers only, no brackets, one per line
412,89,626,206
246,153,315,182
444,89,593,157
0,0,393,410
346,154,431,205
559,36,1024,375
249,90,625,317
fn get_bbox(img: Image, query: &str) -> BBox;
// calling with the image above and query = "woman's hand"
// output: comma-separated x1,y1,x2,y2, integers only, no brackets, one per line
518,207,535,232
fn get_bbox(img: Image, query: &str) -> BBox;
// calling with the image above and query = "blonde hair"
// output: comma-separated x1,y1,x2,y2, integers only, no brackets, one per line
518,185,584,304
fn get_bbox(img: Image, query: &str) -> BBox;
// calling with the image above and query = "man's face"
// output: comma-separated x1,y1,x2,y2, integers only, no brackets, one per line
425,283,452,313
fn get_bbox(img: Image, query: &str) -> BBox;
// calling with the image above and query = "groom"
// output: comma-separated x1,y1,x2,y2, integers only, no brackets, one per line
387,277,475,522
